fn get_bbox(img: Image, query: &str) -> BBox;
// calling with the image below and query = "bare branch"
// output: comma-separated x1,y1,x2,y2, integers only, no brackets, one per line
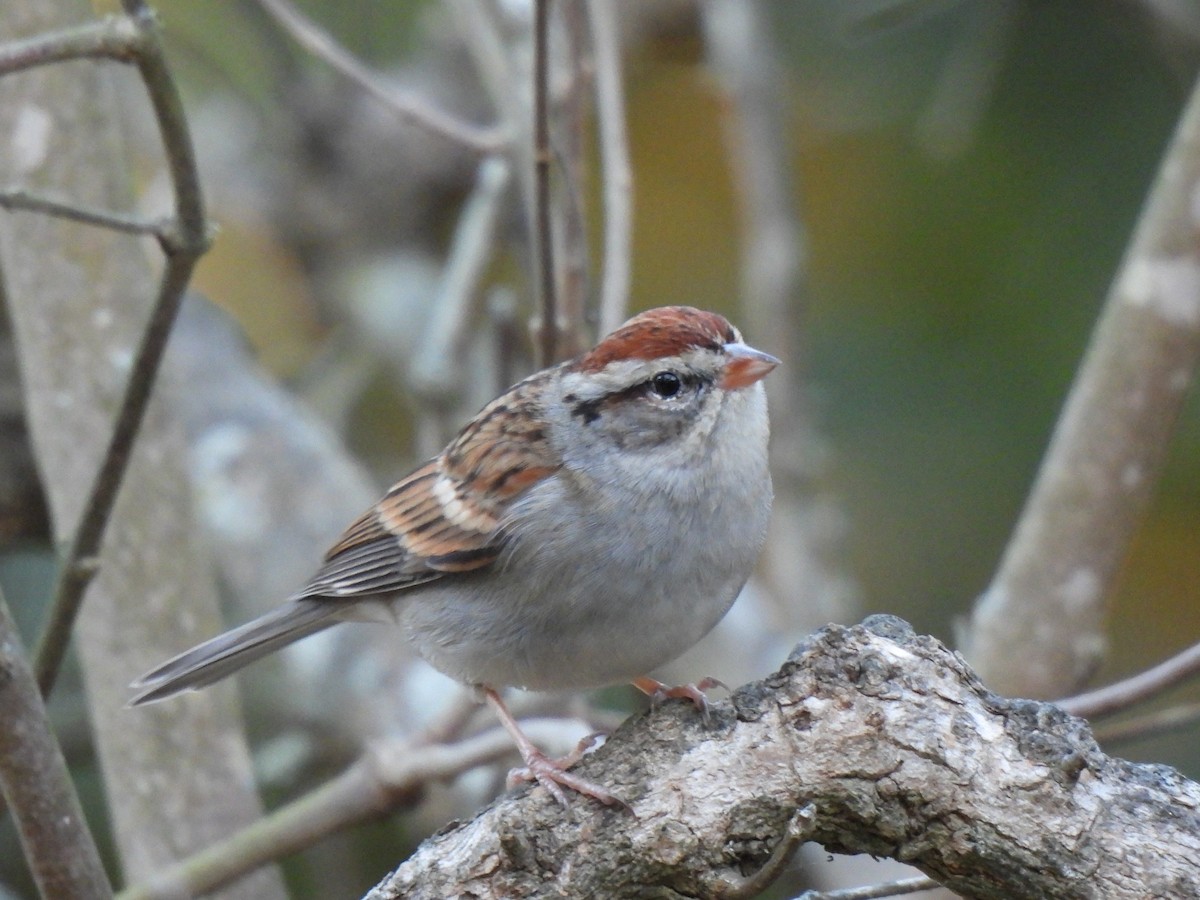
0,14,139,73
449,0,521,146
554,0,592,358
913,2,1018,160
795,876,943,900
714,806,812,898
0,187,168,238
0,586,111,900
531,0,558,364
409,155,512,408
1093,701,1200,745
32,0,211,697
252,0,504,154
366,617,1200,899
1058,637,1200,719
966,74,1200,697
587,0,633,337
115,720,576,900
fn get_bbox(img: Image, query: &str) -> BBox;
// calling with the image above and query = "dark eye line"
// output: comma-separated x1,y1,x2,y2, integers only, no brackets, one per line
570,371,707,425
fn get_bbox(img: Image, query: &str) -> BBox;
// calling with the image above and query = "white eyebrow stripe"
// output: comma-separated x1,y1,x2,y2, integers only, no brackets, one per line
560,347,722,399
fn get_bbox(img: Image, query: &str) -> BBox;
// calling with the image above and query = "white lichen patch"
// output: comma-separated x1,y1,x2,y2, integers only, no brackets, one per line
1123,255,1200,328
12,105,53,174
1120,463,1144,490
1057,567,1101,613
877,642,919,665
108,346,134,373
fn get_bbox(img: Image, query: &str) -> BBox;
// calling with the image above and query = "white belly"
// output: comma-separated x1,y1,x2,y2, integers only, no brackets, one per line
397,467,771,691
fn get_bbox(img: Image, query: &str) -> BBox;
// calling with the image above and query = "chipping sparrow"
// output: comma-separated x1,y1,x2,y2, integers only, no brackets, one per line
132,305,778,806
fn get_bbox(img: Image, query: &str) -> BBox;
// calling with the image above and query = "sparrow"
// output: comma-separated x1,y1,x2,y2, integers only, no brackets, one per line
132,305,778,806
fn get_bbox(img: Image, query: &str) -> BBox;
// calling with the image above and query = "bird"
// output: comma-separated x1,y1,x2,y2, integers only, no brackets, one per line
131,305,778,806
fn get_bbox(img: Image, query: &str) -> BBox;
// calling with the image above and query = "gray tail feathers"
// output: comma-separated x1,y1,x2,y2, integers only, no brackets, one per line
129,600,341,705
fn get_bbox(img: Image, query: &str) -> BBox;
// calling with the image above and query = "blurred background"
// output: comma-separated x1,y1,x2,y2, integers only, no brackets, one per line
3,0,1200,896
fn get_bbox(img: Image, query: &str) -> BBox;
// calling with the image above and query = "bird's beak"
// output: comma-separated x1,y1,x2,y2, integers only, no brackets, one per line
719,343,780,390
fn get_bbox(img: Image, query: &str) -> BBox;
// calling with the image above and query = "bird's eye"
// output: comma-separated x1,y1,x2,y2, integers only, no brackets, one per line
650,371,683,399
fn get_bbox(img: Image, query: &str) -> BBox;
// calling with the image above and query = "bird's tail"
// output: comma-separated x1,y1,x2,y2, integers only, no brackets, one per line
129,600,340,705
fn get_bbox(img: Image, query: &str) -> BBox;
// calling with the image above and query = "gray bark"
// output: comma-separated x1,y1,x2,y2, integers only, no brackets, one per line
369,617,1200,900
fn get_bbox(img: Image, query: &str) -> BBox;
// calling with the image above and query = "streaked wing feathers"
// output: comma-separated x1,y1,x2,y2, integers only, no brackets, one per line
299,384,560,600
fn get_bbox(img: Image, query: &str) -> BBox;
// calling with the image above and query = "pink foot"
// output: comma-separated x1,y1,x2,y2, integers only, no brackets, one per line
506,737,626,809
632,676,727,724
483,688,628,809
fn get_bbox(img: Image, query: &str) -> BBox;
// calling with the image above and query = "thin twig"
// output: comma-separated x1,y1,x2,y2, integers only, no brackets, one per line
0,585,112,899
793,876,942,900
0,15,140,73
114,721,571,900
715,806,812,898
531,0,558,364
0,188,169,238
253,0,504,153
409,154,512,407
449,0,521,149
1093,700,1200,745
586,0,632,337
446,0,542,336
966,74,1200,698
33,0,212,696
554,0,591,358
1058,637,1200,719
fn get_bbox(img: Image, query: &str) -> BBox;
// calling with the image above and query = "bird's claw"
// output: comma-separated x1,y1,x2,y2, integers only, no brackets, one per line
633,675,726,724
507,742,628,811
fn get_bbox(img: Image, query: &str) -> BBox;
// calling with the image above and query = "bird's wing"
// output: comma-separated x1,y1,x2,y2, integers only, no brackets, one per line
296,380,561,600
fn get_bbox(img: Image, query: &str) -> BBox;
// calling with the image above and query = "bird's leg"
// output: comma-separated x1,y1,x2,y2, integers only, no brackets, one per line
632,675,726,724
482,687,626,808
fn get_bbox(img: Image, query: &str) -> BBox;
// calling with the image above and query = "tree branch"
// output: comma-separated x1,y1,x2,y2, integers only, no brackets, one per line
966,73,1200,698
586,0,633,338
553,0,591,359
0,585,111,900
367,617,1200,899
252,0,504,153
0,14,139,72
115,719,582,900
409,154,512,409
796,876,942,900
531,0,558,365
0,187,168,237
1059,636,1200,719
30,0,212,697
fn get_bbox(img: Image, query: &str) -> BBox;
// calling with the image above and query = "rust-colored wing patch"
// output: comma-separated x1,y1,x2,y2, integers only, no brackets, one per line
299,377,561,599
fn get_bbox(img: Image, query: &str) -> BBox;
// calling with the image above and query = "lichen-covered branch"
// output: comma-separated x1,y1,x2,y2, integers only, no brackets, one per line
368,617,1200,900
